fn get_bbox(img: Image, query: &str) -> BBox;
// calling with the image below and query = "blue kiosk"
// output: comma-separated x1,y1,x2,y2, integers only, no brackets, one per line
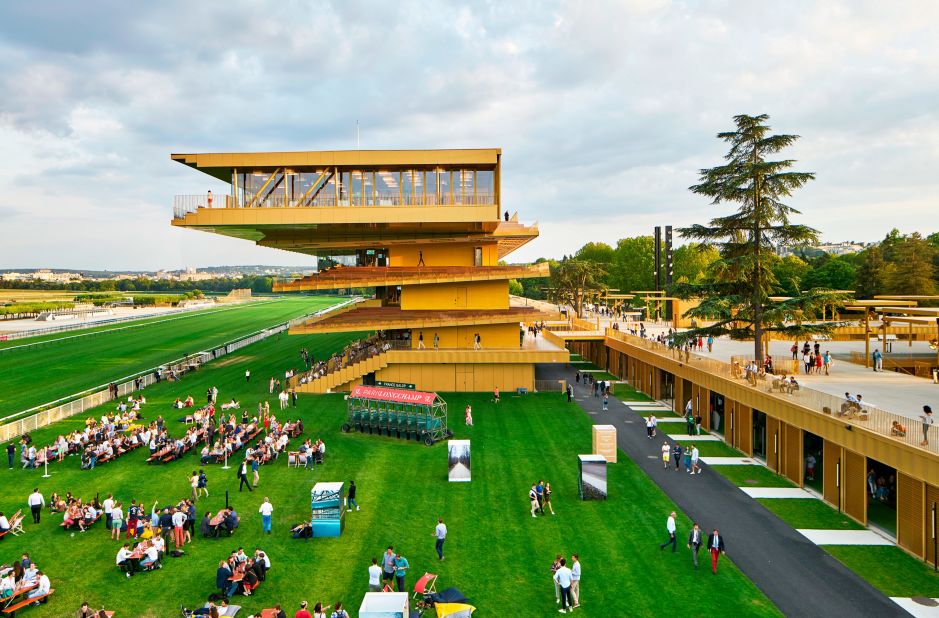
311,482,345,537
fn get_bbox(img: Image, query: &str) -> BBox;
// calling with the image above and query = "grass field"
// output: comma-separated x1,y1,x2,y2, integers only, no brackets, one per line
755,499,865,530
0,297,339,414
713,465,796,488
825,546,939,597
0,331,781,617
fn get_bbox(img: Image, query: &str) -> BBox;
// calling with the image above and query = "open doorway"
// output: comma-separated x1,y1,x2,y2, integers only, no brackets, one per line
866,457,897,538
803,431,823,494
710,392,725,436
752,409,767,460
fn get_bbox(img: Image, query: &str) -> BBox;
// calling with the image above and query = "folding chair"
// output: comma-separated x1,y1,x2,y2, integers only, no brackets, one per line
9,511,25,536
413,572,438,600
287,451,300,468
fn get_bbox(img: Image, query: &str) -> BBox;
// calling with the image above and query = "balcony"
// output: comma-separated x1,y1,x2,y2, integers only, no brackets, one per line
173,192,496,220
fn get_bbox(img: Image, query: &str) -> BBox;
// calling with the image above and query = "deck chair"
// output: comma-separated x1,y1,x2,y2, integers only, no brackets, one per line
287,451,300,467
413,572,438,599
9,511,25,536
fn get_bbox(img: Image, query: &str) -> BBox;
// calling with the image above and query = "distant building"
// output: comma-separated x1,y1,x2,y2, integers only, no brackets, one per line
777,242,869,258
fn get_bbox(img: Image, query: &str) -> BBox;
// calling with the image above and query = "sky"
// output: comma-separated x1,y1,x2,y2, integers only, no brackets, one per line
1,0,938,270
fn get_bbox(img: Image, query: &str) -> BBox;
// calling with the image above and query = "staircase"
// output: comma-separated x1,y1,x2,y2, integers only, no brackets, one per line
294,346,396,394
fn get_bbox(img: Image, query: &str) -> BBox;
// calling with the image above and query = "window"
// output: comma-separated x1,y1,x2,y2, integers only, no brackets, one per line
376,172,397,205
438,169,450,204
476,170,494,203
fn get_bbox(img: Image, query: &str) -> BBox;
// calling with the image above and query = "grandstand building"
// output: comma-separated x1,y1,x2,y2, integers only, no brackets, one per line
171,148,568,392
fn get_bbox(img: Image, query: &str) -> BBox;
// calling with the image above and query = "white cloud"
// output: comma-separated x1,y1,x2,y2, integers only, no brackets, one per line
0,0,938,270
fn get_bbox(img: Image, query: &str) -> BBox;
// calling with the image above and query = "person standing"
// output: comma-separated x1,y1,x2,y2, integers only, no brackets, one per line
190,470,200,502
291,389,298,407
465,404,473,426
673,444,683,471
238,459,253,492
381,547,396,586
602,393,608,411
529,485,539,518
198,469,209,498
823,350,832,375
706,335,713,353
661,441,670,469
433,518,447,561
543,482,556,515
417,332,425,349
493,385,499,403
103,494,115,530
252,456,260,487
805,454,816,481
347,480,359,512
686,412,695,436
474,333,482,350
920,406,934,446
687,523,703,569
646,416,654,439
110,503,124,541
536,480,545,514
691,445,700,475
259,497,274,534
245,369,251,383
433,333,439,350
171,506,187,550
566,384,573,403
570,554,581,608
659,511,677,552
368,557,382,592
393,553,409,592
6,442,14,469
707,528,725,574
553,557,574,614
550,554,563,604
27,488,44,523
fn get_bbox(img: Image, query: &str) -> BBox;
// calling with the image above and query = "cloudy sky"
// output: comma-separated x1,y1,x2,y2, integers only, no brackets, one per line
2,0,938,270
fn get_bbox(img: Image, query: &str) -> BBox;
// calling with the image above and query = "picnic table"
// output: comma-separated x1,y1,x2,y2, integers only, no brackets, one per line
1,582,39,613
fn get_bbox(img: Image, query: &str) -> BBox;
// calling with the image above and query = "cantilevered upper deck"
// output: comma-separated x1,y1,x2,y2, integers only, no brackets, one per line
170,148,540,257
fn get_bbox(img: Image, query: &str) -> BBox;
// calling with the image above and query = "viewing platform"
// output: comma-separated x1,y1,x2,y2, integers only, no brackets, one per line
289,305,557,334
274,263,549,292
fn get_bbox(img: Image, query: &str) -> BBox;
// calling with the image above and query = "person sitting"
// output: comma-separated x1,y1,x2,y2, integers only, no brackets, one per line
291,521,312,539
891,420,907,437
78,601,96,617
26,570,50,601
240,561,259,595
0,511,9,535
139,544,160,571
216,560,238,598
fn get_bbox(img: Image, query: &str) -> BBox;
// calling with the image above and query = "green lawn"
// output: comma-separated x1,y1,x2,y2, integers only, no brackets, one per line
825,546,939,597
714,465,796,488
756,499,865,530
582,371,621,382
866,499,898,537
692,442,745,457
0,332,781,617
571,362,603,371
0,296,340,414
658,423,708,436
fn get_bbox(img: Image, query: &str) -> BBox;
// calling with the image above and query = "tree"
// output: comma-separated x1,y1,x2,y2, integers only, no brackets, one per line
608,236,654,295
855,245,890,298
771,255,810,296
887,233,936,295
575,242,615,267
672,243,720,284
801,257,857,292
550,258,607,318
508,279,524,296
676,114,840,361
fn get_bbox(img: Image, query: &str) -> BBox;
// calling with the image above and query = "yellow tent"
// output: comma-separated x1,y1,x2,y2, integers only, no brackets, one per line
436,602,476,618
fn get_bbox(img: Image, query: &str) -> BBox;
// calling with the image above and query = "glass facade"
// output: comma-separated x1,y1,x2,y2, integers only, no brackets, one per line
231,167,495,208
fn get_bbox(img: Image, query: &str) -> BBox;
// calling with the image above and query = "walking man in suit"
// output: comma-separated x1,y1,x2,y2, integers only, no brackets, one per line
707,528,725,574
659,511,677,552
238,459,253,492
687,523,703,569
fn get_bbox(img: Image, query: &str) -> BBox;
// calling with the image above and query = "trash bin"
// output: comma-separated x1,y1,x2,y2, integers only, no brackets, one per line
933,369,938,384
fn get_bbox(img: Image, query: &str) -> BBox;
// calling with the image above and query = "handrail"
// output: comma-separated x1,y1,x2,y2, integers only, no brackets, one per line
173,193,495,219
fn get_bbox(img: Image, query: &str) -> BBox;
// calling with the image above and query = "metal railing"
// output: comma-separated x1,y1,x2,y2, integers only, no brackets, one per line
603,328,939,456
173,193,495,219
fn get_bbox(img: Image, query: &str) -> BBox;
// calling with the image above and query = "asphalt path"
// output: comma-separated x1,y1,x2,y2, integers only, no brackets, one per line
539,363,906,618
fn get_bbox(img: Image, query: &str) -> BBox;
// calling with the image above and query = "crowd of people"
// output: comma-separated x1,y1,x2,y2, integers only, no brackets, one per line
213,547,271,598
0,553,52,605
527,480,556,517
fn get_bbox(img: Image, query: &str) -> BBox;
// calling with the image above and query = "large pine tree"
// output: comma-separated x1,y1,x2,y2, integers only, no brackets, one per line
676,114,844,361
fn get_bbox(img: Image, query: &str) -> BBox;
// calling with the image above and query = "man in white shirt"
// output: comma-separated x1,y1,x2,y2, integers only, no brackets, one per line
103,494,115,530
27,488,45,523
171,508,187,550
27,571,50,599
691,446,700,475
368,557,383,592
116,543,134,577
659,511,677,552
552,558,574,613
140,545,160,570
259,497,274,534
570,554,581,608
432,518,447,561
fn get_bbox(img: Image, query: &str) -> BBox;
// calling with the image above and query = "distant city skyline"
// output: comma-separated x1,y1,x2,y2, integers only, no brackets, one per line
2,1,938,270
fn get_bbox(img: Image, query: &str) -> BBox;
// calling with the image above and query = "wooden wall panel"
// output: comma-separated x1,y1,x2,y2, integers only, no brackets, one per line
823,440,841,507
926,484,939,565
766,416,781,472
784,423,803,486
897,473,924,558
843,450,867,525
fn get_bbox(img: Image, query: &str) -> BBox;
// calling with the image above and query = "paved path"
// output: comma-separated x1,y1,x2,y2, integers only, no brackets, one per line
797,529,895,546
740,487,817,499
537,363,907,617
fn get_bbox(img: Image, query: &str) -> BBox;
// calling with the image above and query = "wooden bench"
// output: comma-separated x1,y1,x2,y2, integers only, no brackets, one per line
2,588,54,614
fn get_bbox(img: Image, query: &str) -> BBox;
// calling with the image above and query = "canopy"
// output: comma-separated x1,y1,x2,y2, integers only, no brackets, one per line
350,385,437,406
436,603,475,618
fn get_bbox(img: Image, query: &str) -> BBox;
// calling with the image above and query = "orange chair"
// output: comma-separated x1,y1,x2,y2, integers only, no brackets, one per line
413,572,438,599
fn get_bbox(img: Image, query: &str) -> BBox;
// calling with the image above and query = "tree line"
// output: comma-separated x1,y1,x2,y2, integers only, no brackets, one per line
1,275,277,294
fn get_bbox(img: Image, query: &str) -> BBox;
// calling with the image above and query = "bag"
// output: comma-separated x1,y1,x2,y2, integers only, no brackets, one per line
170,550,186,558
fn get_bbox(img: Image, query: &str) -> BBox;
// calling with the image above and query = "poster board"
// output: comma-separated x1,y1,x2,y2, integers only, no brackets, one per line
578,454,607,500
592,424,617,463
311,481,345,537
359,592,409,618
448,440,471,482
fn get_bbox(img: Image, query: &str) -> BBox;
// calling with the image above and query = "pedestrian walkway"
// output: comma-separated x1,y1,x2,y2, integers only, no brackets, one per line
651,417,685,423
797,529,895,546
535,362,905,617
892,597,939,617
667,434,721,441
699,457,759,466
741,487,816,499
